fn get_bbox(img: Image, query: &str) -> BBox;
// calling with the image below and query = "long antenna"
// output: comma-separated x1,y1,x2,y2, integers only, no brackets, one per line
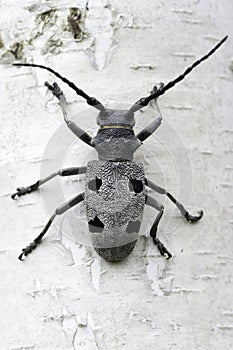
129,36,228,113
12,63,107,113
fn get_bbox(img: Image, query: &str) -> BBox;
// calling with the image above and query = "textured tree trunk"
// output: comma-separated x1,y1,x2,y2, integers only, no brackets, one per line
0,0,232,349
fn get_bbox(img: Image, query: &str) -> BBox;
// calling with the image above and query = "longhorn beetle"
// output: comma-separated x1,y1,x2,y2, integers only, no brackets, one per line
12,36,227,261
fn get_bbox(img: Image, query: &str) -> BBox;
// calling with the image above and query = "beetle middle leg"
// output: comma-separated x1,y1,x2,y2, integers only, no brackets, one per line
11,166,86,199
145,178,203,223
18,192,85,260
145,195,172,259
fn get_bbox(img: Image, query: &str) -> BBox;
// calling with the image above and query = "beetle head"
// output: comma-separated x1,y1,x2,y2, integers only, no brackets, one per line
97,109,135,128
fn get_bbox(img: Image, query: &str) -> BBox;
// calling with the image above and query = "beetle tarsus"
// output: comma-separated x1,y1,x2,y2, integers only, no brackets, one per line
18,193,84,260
151,82,164,94
11,182,40,199
18,240,40,261
45,81,63,98
153,237,172,259
185,210,203,223
11,187,31,199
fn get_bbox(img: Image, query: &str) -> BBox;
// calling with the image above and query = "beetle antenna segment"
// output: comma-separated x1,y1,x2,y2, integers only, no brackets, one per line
129,35,228,113
12,63,107,114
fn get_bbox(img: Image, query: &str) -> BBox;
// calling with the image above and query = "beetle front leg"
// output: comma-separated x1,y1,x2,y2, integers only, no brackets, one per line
18,192,85,260
145,195,172,259
129,82,164,113
136,84,164,142
137,115,162,142
11,166,86,199
45,82,94,147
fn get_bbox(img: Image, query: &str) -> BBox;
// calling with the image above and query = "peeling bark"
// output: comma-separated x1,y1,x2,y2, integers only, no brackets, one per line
0,0,232,349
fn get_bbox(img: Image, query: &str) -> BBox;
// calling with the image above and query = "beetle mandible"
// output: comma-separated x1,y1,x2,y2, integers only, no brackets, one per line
11,36,228,261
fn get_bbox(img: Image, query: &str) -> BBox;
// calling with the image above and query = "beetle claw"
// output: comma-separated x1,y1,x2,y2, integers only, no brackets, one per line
153,237,172,259
11,182,40,200
185,210,203,223
45,81,63,98
18,241,38,261
11,192,18,200
11,187,27,199
151,82,165,95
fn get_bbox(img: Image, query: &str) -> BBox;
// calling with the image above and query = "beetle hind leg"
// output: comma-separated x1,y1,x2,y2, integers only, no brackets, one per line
146,195,172,259
18,213,56,260
150,209,172,259
18,193,84,260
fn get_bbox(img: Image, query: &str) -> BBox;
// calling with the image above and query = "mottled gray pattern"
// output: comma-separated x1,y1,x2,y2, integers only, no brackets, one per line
85,160,145,259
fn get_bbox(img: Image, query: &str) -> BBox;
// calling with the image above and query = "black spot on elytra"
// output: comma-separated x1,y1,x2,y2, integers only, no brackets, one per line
88,177,102,192
126,220,141,233
129,178,143,193
88,216,104,233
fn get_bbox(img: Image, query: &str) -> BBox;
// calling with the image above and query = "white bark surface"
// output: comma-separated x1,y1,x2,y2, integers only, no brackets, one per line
0,1,232,349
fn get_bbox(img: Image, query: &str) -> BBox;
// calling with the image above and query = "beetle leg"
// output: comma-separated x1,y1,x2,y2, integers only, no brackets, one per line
129,82,164,113
145,178,203,223
136,85,164,143
145,195,172,259
18,192,85,260
11,166,86,199
45,81,94,147
137,115,162,142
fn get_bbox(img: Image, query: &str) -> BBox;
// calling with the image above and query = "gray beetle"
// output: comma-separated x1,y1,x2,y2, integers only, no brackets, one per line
11,36,227,261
